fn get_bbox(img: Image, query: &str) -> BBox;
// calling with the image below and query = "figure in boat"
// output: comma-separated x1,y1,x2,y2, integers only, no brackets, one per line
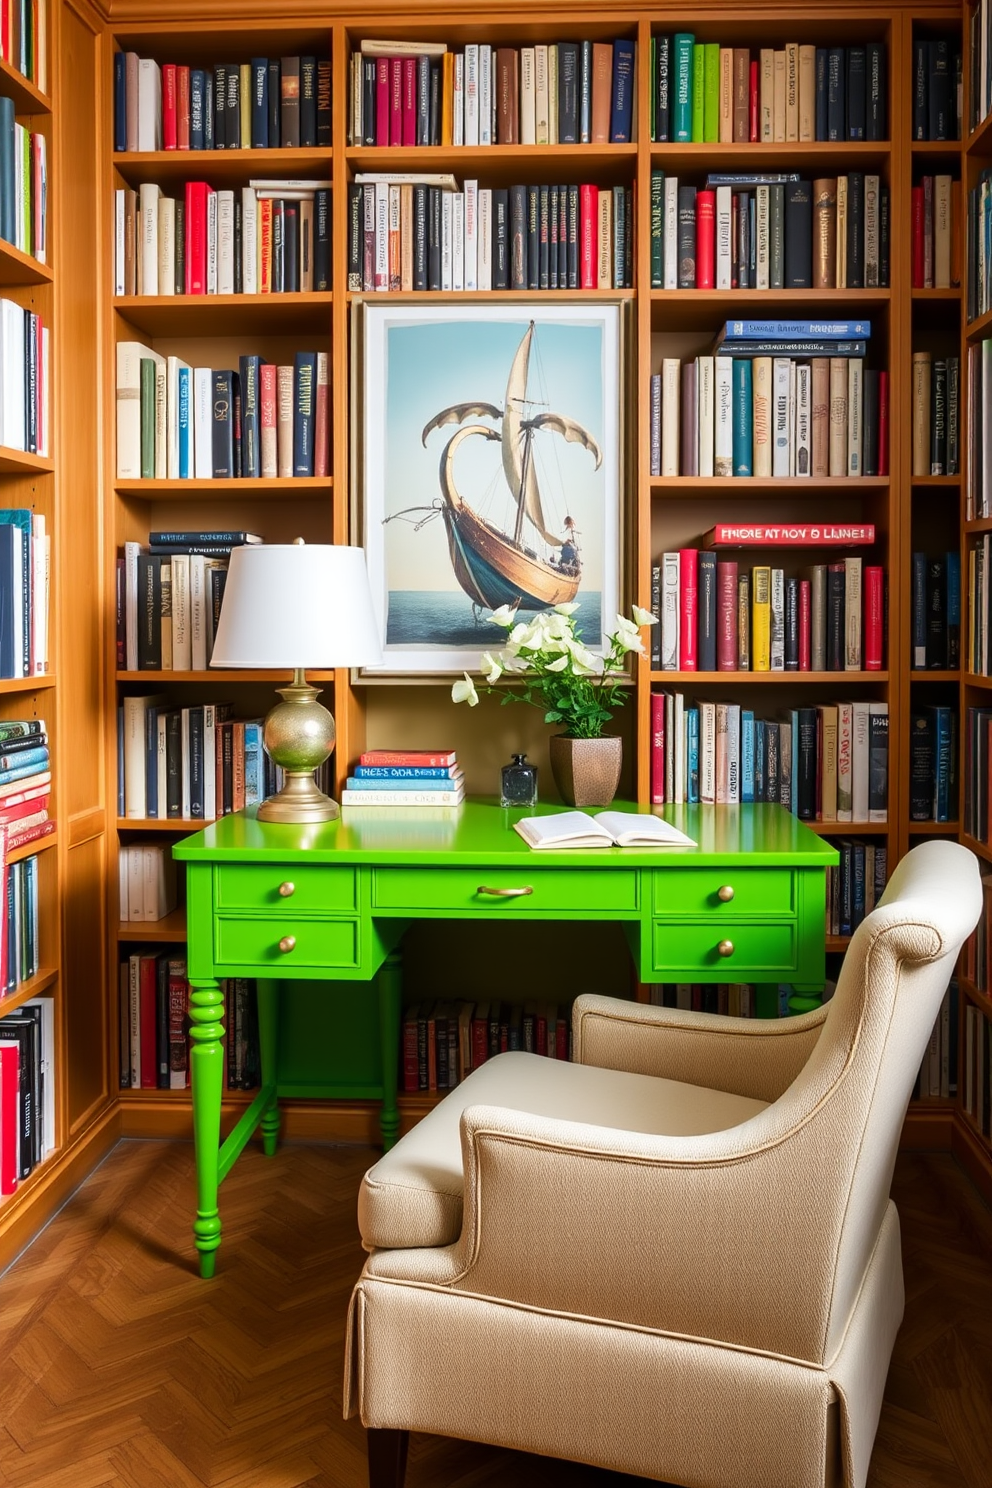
386,320,601,615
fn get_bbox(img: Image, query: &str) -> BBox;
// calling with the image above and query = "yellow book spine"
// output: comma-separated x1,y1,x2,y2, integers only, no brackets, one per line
752,566,771,671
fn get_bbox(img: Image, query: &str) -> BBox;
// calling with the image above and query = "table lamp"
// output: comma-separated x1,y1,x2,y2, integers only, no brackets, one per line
210,540,382,823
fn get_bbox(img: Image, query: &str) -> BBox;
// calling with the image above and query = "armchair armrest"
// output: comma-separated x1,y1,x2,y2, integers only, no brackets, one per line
572,992,827,1102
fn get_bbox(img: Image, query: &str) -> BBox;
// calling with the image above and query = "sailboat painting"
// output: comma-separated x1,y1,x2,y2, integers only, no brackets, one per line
358,302,622,676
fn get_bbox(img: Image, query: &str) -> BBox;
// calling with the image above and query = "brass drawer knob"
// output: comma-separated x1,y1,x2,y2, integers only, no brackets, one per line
717,885,735,902
278,882,295,898
278,935,297,954
477,885,534,897
717,939,734,958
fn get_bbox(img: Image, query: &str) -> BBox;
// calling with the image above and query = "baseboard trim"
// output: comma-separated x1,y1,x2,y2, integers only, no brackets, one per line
119,1097,384,1146
900,1106,954,1150
950,1114,992,1208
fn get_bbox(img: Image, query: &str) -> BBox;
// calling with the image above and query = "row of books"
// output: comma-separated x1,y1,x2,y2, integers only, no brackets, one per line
0,509,49,679
343,750,463,809
401,997,573,1092
650,551,885,674
349,37,633,150
0,102,45,263
911,176,960,291
966,173,992,324
650,37,886,144
826,839,888,938
0,850,39,997
916,985,958,1103
911,552,960,672
118,953,260,1093
649,356,885,480
118,840,178,924
113,54,330,153
969,4,992,134
964,871,992,999
0,301,49,457
115,181,330,299
645,982,809,1017
963,1000,991,1136
912,37,961,141
0,723,53,862
964,707,992,844
910,352,960,479
650,173,888,293
968,536,992,679
909,708,958,824
0,1,44,93
118,532,260,672
967,342,992,519
115,345,329,481
649,694,889,820
347,177,633,294
0,996,54,1197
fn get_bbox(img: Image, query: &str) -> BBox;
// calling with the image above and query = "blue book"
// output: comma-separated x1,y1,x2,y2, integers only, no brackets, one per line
293,351,317,476
741,710,755,803
0,744,48,773
672,34,694,142
238,355,261,478
0,523,17,678
189,69,206,151
686,706,699,803
579,40,593,143
931,705,954,822
114,52,127,151
244,721,264,806
353,765,458,779
0,96,15,246
717,319,871,343
250,58,269,147
946,548,961,668
203,73,215,150
610,39,635,142
732,359,752,476
345,776,462,792
178,365,191,479
0,756,50,787
911,552,927,667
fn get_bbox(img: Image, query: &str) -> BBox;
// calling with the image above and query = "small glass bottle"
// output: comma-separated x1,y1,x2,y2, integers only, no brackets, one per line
500,752,538,808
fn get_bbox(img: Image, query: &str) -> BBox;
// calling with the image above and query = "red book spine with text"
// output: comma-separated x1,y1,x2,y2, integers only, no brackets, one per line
864,565,884,669
911,186,924,288
139,955,158,1090
470,1007,489,1071
177,67,191,150
579,184,599,288
4,819,54,854
695,189,716,289
749,60,759,140
878,371,889,475
258,197,273,292
314,354,329,477
678,548,698,671
706,523,875,545
162,63,177,149
184,181,211,294
389,58,403,146
168,960,189,1090
402,1009,419,1092
0,1042,18,1194
402,57,417,146
0,791,48,825
799,579,812,670
360,750,457,767
556,1016,568,1061
375,58,390,146
650,690,665,804
717,559,738,670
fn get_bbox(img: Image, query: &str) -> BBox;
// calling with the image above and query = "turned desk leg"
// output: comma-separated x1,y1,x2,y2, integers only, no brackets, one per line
367,1428,409,1488
377,950,402,1151
189,978,225,1278
256,978,281,1156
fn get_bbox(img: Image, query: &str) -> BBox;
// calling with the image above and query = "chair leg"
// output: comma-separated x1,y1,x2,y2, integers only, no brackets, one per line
367,1427,409,1488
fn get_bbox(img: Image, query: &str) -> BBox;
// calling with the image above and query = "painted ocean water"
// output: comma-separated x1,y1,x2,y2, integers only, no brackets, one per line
386,591,604,649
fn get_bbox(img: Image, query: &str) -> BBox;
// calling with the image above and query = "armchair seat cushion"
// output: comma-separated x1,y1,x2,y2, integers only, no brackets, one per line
359,1050,768,1251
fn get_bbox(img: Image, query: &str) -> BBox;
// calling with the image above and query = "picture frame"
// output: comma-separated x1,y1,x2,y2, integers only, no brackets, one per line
353,299,624,679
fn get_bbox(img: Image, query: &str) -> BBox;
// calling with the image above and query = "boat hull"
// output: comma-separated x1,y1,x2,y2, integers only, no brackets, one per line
442,500,579,611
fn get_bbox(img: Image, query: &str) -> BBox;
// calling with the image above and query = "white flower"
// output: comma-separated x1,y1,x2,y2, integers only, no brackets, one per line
566,638,602,674
544,654,570,672
612,614,645,654
553,601,580,616
631,605,658,628
451,673,479,706
480,651,503,684
489,604,518,628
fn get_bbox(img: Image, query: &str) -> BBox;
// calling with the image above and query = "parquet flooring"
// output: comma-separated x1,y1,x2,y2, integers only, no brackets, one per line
0,1141,988,1487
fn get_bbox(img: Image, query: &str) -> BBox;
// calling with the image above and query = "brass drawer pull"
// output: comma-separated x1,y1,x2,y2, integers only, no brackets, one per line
717,940,734,958
278,882,295,898
717,885,735,902
278,936,297,954
477,885,534,898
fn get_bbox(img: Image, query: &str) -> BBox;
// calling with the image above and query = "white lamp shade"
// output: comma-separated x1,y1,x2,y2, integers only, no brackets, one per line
210,543,383,669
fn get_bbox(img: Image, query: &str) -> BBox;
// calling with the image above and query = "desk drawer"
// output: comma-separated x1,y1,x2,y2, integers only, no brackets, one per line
215,865,358,914
214,915,361,971
372,867,638,914
652,868,794,918
649,920,797,977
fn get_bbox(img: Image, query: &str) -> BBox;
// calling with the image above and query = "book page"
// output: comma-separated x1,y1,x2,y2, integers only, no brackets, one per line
593,811,696,847
513,811,612,849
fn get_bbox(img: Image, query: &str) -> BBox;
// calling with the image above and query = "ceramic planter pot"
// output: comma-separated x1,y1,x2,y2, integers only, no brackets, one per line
549,735,623,808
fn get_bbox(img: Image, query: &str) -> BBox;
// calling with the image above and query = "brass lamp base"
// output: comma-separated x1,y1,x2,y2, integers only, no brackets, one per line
256,669,339,823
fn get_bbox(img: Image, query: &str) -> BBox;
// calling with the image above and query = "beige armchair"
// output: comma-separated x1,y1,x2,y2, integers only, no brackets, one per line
344,839,981,1488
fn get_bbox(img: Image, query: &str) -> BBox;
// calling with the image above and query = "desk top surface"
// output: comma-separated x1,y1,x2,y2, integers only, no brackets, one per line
173,800,839,868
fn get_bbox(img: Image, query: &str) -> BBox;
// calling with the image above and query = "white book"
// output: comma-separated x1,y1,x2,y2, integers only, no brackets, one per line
142,842,177,921
726,704,741,805
713,356,733,476
463,179,478,291
138,182,160,297
696,355,715,476
374,181,389,290
477,188,492,290
715,703,729,804
663,176,679,289
115,339,150,478
242,187,258,295
478,44,492,145
845,556,863,670
203,704,217,821
795,361,811,476
851,699,871,821
661,358,680,477
193,368,213,479
699,701,716,805
114,189,125,295
770,568,785,671
451,192,465,292
464,44,479,146
772,356,791,477
30,513,47,673
520,47,536,143
512,810,695,850
759,49,774,140
673,693,685,805
157,195,175,297
836,701,853,821
755,185,770,289
171,554,191,670
453,53,465,146
216,190,235,295
441,191,453,290
206,188,218,295
788,359,797,477
661,553,680,671
165,355,184,479
189,555,207,671
535,45,550,144
124,539,142,671
123,694,164,817
154,359,167,478
157,709,168,811
847,358,863,477
137,58,163,151
715,185,732,290
664,693,674,803
548,44,559,144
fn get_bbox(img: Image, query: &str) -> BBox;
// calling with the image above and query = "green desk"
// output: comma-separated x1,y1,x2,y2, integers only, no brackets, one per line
174,800,837,1276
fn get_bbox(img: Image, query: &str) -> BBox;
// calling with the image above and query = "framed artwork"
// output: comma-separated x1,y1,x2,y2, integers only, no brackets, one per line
353,300,624,678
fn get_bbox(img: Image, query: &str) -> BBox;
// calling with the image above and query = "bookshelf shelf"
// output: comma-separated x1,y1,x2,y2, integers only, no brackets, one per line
960,834,992,867
825,936,851,952
0,676,56,693
967,108,992,158
0,240,52,287
116,669,333,683
0,969,59,1012
114,477,332,498
649,671,889,684
111,147,331,187
912,287,961,301
965,516,992,532
907,820,960,834
915,475,961,487
0,448,53,476
114,292,333,337
910,669,960,681
647,141,889,171
960,976,992,1019
342,288,635,305
7,834,57,866
0,56,50,116
117,818,212,833
649,477,889,494
345,143,638,173
648,287,890,331
962,674,992,690
118,908,188,942
911,138,963,157
966,304,992,341
804,821,889,836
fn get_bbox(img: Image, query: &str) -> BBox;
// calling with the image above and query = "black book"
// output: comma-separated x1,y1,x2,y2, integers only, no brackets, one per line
863,369,880,476
211,369,236,478
114,51,126,151
362,57,376,146
538,184,550,289
267,59,280,147
189,69,205,150
188,706,205,819
615,185,627,289
846,46,866,140
221,722,233,816
283,202,299,293
317,60,332,146
548,184,558,289
558,183,568,287
926,556,946,668
281,56,301,148
136,554,163,670
783,179,812,289
293,351,317,477
866,42,887,140
166,711,182,819
492,188,509,290
737,187,750,288
814,48,828,141
412,184,428,290
868,709,888,818
948,355,960,475
846,172,864,288
579,39,593,143
827,564,845,670
271,200,284,293
878,182,890,287
655,34,671,142
156,954,170,1090
838,840,853,935
346,184,361,291
1,1017,36,1178
428,187,442,290
429,62,441,145
10,1004,42,1162
769,183,785,289
913,40,928,139
203,72,215,149
558,42,579,143
851,841,867,929
416,54,430,145
213,63,227,148
299,56,317,146
827,47,845,141
932,357,947,475
225,65,240,150
676,184,696,289
910,712,935,820
314,188,331,292
232,379,242,478
209,568,227,656
567,183,579,289
764,723,779,807
928,39,952,141
784,578,799,669
509,184,527,290
697,551,717,671
526,185,540,290
174,196,186,291
233,194,242,295
238,356,261,479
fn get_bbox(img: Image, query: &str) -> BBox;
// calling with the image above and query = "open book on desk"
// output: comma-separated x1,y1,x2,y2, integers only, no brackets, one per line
513,810,696,850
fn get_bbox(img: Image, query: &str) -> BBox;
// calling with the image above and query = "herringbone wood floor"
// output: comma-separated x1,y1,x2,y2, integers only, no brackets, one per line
0,1141,988,1488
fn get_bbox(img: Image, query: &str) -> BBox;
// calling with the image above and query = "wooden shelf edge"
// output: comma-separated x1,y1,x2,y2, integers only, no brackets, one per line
117,909,187,942
114,477,331,493
0,968,58,1012
649,671,888,683
7,832,58,865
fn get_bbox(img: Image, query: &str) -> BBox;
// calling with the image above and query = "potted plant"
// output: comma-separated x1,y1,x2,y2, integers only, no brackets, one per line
451,602,657,806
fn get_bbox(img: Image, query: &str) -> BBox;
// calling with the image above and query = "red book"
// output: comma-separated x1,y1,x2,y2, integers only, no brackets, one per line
556,1015,568,1062
5,818,55,853
678,548,698,671
705,523,875,546
389,58,403,146
716,560,737,670
470,1005,489,1072
749,60,759,141
260,362,277,475
402,57,417,146
864,566,884,670
799,579,812,670
695,189,715,289
0,775,49,804
0,1042,18,1195
401,1006,420,1093
139,953,158,1089
177,66,191,150
730,194,739,288
162,63,177,149
878,371,889,476
360,750,457,767
0,792,49,824
534,1007,547,1059
650,691,665,804
314,353,329,478
911,186,924,288
184,181,212,295
168,959,189,1090
375,58,390,146
579,184,598,288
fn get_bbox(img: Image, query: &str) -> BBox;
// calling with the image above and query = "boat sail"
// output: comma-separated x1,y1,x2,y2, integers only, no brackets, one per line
388,321,602,614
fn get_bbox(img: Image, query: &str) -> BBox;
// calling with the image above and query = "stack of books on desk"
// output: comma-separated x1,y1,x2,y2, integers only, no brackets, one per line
341,749,464,807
